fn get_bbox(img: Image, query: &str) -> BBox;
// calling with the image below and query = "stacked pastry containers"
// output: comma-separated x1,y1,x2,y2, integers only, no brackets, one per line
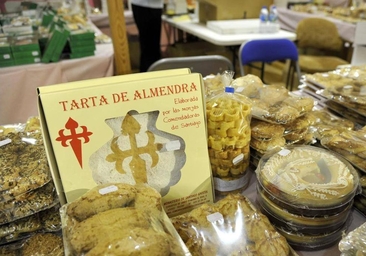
255,145,361,250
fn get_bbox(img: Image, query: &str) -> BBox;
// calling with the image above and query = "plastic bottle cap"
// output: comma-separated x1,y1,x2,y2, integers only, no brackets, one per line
225,87,235,93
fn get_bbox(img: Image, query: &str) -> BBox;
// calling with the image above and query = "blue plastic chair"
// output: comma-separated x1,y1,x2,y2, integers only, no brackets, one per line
238,38,302,90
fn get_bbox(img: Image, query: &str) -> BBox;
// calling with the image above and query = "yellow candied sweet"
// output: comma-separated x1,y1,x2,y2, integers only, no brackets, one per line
228,148,242,159
224,108,240,122
230,165,244,176
227,127,240,137
208,136,224,151
219,158,232,167
220,121,235,133
224,136,237,149
209,108,224,121
236,135,250,148
217,166,230,177
215,128,228,137
215,150,228,159
207,120,219,130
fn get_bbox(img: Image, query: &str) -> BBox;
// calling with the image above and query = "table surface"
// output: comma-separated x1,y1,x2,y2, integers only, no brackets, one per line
162,17,297,46
277,7,357,43
242,170,365,256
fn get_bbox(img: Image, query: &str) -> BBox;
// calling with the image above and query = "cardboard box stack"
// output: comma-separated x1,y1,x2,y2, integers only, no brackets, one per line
41,24,70,63
0,36,14,67
66,28,95,59
11,34,41,65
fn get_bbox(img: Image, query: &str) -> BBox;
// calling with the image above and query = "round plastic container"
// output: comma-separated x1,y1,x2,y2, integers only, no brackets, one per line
255,145,360,216
274,217,351,251
256,183,353,234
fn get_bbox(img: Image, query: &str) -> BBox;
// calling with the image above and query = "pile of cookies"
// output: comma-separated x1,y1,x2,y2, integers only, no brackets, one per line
61,183,189,255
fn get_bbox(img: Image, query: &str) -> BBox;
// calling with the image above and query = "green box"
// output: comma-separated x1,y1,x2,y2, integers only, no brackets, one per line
0,42,11,54
0,52,13,61
70,44,96,53
13,50,40,59
11,36,40,52
41,27,63,63
69,30,95,41
50,27,70,62
68,38,95,48
14,57,41,65
69,51,95,59
0,59,14,67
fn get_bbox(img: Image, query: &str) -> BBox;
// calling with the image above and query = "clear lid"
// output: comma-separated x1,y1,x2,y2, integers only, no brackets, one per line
256,145,361,209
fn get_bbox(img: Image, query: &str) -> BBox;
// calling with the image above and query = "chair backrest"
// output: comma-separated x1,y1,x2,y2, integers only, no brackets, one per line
296,17,343,51
239,38,299,65
147,55,234,77
238,38,302,90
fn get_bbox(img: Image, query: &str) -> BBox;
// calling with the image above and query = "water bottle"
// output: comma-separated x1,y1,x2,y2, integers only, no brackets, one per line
259,6,268,33
269,5,278,23
259,6,269,23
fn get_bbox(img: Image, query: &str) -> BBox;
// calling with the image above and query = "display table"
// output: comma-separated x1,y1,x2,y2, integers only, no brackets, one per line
89,10,134,28
277,7,357,43
162,16,297,46
0,43,114,125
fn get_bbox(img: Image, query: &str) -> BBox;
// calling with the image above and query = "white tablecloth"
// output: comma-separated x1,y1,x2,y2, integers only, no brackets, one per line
277,7,357,43
0,43,114,125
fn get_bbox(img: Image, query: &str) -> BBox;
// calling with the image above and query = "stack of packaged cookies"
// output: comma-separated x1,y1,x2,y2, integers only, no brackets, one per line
205,71,253,197
0,117,63,255
255,145,361,250
230,75,315,167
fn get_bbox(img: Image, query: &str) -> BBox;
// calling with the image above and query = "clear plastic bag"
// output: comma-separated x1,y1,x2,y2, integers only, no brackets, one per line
321,129,366,173
233,75,315,124
339,221,366,256
61,183,190,256
206,71,252,195
0,117,52,202
171,193,296,256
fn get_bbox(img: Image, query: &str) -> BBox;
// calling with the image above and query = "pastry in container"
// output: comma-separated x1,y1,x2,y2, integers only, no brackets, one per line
61,183,190,256
206,71,252,195
256,183,353,234
256,145,360,216
274,217,351,251
171,193,297,256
